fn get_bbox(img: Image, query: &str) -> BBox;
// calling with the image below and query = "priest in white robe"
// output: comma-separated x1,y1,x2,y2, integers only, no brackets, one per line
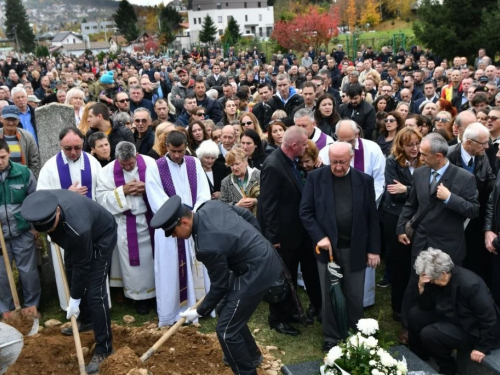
96,142,156,315
37,127,102,311
145,130,211,326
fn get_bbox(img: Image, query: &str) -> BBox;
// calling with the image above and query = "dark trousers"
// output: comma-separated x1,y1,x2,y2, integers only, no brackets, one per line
268,236,322,323
492,255,500,307
317,248,365,344
383,212,411,314
408,306,475,375
216,291,266,375
66,248,113,355
464,219,492,286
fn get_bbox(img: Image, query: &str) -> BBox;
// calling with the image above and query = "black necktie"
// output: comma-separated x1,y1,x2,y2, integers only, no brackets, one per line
468,158,473,167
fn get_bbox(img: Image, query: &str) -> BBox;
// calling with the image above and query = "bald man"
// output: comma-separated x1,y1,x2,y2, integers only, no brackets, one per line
300,142,380,351
260,126,322,336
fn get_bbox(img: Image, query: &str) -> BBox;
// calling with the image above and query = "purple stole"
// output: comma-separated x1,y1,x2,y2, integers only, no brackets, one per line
354,138,365,172
113,155,154,266
156,155,197,305
315,131,328,150
56,152,92,199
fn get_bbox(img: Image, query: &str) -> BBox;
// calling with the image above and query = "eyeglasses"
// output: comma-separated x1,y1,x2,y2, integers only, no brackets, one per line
241,121,253,126
469,138,489,146
134,119,148,124
487,116,500,122
196,112,206,116
63,145,82,151
384,118,397,123
118,98,130,103
434,117,449,123
405,142,421,149
330,160,350,166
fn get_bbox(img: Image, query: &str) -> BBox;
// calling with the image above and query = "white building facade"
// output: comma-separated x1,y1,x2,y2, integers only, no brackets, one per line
188,0,274,43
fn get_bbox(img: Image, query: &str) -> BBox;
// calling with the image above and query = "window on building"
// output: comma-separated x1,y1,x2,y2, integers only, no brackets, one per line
258,1,261,7
259,14,262,21
85,26,89,30
244,2,247,8
227,15,232,22
73,38,76,43
219,29,223,35
259,27,263,36
266,27,273,37
199,17,201,24
217,2,221,9
194,18,197,24
197,5,201,10
218,16,222,23
245,15,248,21
226,2,228,6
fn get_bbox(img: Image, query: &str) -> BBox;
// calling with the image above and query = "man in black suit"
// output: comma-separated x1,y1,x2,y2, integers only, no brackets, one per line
300,142,380,352
205,64,227,94
397,133,480,325
448,123,495,282
260,126,322,336
413,81,439,115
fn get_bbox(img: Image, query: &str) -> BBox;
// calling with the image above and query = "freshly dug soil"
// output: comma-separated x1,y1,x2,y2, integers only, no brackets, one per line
5,323,278,375
3,313,37,336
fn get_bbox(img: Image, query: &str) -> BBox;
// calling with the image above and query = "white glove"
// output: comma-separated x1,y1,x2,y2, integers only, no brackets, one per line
66,297,81,320
179,308,200,323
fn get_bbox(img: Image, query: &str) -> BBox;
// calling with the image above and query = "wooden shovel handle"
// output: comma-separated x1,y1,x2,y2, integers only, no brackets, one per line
54,244,87,375
140,297,205,363
0,221,21,310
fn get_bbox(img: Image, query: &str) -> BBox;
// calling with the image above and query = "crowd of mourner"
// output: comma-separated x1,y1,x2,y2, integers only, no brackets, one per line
1,43,500,375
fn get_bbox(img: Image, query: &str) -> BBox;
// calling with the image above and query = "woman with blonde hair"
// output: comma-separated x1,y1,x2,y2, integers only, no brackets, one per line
220,147,260,215
147,122,175,160
239,112,264,139
271,109,287,121
65,87,86,126
78,101,96,135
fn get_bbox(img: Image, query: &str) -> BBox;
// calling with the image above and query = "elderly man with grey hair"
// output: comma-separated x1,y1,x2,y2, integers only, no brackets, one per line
448,123,495,282
300,141,380,351
397,133,480,337
96,141,157,315
408,248,500,375
11,86,38,143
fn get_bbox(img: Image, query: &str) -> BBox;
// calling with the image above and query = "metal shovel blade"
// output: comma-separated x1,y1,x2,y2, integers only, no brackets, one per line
0,322,24,375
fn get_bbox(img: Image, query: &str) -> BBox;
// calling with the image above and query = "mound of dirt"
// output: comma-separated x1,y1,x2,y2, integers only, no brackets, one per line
5,323,281,375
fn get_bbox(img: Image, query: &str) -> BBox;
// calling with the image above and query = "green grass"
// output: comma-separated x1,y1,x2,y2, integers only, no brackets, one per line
39,266,399,366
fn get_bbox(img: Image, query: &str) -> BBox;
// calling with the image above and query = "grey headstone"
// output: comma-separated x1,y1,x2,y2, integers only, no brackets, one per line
35,103,76,167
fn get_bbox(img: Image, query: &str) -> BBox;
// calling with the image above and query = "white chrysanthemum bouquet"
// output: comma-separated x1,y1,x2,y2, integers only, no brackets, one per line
320,319,408,375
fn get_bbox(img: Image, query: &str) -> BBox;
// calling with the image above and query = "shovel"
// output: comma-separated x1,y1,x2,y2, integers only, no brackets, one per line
0,225,39,336
0,322,23,375
54,244,87,375
140,297,205,363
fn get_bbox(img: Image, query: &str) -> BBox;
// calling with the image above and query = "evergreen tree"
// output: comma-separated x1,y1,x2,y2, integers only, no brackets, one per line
113,0,140,42
413,0,496,61
199,14,218,44
4,0,36,53
159,5,183,46
225,17,241,44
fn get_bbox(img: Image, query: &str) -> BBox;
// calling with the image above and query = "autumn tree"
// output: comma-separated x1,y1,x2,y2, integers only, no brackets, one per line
199,14,218,44
345,0,357,31
4,0,36,52
359,0,381,26
158,4,183,46
271,6,339,53
113,0,139,41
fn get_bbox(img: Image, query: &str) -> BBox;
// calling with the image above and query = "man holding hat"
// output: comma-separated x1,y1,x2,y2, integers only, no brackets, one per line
150,195,282,375
21,189,117,374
